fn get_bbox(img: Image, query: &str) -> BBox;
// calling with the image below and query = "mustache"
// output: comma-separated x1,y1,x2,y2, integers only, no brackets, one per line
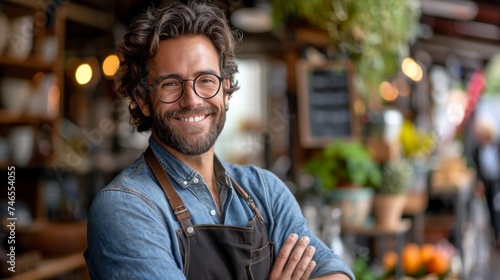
163,106,219,118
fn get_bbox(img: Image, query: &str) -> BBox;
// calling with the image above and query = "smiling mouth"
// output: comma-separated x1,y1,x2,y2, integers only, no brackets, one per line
177,115,208,123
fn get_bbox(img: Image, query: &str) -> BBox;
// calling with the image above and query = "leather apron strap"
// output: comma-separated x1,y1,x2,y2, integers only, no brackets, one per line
230,178,265,224
145,147,195,236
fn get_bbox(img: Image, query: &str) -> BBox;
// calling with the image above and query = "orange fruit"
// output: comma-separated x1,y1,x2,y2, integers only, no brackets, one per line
402,243,422,275
419,243,435,264
383,250,398,271
426,250,450,275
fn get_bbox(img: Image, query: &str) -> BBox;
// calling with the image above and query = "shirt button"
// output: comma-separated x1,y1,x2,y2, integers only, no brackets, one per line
193,178,199,184
210,210,216,216
182,181,188,185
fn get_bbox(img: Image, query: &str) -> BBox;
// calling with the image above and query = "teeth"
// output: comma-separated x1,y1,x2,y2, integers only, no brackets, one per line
180,115,205,123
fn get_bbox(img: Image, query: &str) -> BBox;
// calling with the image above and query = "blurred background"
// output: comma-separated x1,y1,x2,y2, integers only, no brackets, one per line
0,0,499,279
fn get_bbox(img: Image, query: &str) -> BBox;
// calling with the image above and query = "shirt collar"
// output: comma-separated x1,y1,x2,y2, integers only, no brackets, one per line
148,136,231,188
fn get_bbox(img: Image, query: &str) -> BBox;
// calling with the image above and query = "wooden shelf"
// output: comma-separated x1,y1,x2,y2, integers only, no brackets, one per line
3,251,88,280
0,110,56,125
0,55,54,72
342,218,412,236
4,0,40,9
0,0,66,235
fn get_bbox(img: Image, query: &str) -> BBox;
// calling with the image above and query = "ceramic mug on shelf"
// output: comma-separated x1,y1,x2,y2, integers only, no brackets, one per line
27,73,59,117
9,126,35,167
39,35,59,64
7,15,33,61
0,77,32,115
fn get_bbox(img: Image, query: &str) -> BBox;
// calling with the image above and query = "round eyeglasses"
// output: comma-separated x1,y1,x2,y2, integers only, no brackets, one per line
149,73,223,104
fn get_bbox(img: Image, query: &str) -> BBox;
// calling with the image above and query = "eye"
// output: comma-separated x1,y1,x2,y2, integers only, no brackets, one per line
197,74,217,85
159,78,181,90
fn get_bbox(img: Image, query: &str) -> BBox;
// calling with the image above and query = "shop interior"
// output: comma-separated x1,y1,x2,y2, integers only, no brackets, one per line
1,0,500,279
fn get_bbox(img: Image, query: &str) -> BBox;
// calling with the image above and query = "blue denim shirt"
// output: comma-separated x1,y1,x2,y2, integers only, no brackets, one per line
85,138,354,280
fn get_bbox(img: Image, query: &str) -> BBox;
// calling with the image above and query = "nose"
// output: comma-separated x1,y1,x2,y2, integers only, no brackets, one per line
178,80,203,108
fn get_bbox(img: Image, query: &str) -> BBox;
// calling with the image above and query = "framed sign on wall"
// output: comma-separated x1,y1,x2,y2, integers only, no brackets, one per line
297,60,360,148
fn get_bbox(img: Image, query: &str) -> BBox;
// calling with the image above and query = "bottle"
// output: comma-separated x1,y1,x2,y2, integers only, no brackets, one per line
323,207,352,265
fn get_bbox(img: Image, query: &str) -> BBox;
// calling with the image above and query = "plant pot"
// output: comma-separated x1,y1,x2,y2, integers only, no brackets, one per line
327,187,374,227
373,193,407,229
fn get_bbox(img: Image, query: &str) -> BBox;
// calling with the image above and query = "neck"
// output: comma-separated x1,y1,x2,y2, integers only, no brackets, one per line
152,133,216,189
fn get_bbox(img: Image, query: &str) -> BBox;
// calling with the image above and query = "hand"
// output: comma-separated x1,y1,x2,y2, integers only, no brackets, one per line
269,233,317,280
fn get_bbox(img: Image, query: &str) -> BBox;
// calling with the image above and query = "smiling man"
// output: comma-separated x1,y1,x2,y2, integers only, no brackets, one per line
84,2,354,280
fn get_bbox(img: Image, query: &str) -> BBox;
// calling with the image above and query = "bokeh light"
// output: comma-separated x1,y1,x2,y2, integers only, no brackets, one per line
75,63,92,85
402,58,423,82
102,54,119,77
379,81,399,101
354,99,366,115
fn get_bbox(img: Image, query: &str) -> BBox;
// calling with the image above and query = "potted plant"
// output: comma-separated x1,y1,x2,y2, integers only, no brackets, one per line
305,139,382,227
271,0,421,104
373,158,414,229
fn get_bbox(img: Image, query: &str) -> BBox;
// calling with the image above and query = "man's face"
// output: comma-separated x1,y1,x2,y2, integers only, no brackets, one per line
139,36,229,155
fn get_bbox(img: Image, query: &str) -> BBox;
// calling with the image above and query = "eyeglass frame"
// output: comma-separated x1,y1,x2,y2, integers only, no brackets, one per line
147,72,224,104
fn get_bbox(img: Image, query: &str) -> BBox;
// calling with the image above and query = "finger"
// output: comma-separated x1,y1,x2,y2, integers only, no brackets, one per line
290,244,315,279
269,233,299,279
300,260,316,280
282,236,311,278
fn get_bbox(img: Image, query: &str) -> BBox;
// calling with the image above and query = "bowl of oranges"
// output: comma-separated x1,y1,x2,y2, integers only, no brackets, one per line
383,241,459,279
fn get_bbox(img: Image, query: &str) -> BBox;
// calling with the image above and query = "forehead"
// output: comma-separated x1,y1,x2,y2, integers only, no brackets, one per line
149,35,220,76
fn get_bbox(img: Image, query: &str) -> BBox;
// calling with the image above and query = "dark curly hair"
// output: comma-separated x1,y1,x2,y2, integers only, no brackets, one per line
114,1,242,132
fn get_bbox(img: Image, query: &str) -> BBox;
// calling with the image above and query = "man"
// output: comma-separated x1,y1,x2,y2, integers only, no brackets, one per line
84,2,354,279
472,114,500,249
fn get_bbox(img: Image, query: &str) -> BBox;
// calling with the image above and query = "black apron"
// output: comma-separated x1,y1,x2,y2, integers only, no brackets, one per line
145,147,274,279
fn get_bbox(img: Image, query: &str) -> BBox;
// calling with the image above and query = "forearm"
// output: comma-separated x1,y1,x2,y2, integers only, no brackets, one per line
312,273,351,280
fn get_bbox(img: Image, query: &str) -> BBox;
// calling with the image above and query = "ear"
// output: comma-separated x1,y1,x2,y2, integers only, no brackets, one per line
224,78,231,103
136,95,151,117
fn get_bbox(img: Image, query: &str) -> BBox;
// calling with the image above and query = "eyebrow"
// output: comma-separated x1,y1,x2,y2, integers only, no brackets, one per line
152,69,220,82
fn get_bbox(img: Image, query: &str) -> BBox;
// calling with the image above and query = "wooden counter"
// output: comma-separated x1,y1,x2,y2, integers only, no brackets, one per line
3,251,88,280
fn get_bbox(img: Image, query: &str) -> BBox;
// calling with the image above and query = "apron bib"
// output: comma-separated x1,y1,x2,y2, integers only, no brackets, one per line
145,147,274,279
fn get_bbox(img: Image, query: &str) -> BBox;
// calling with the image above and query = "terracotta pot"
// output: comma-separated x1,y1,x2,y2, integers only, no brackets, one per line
373,194,407,229
328,187,374,227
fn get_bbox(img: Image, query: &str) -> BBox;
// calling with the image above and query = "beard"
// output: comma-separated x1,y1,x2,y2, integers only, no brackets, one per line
150,105,226,156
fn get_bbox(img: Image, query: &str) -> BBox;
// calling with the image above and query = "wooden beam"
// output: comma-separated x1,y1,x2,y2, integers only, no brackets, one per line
65,2,113,31
5,0,114,31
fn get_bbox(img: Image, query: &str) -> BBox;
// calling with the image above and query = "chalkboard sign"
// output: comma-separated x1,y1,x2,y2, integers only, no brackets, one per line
297,61,358,147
